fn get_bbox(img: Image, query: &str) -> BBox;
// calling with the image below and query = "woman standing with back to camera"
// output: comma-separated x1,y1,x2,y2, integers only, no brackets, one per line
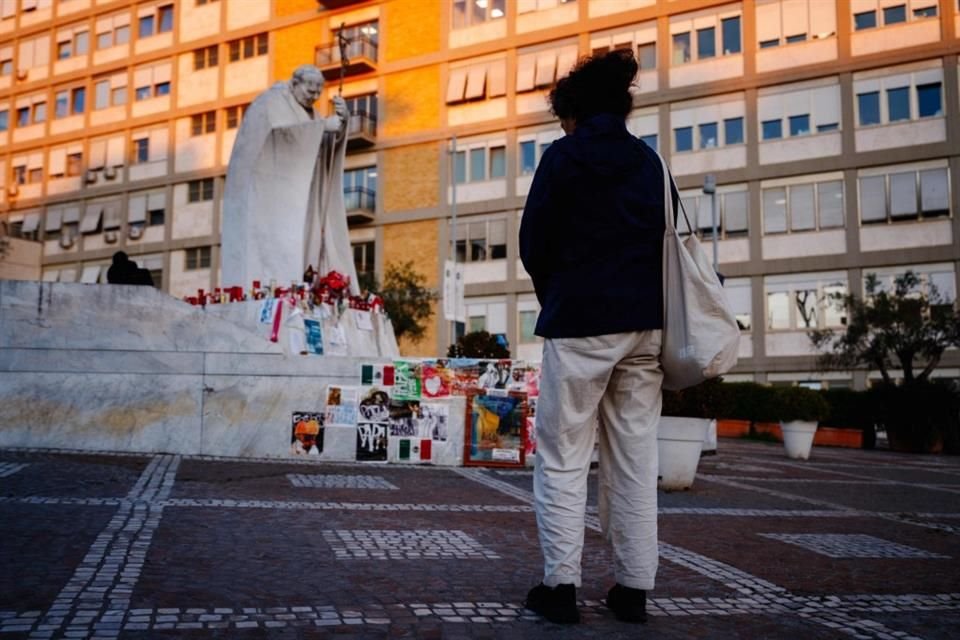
520,49,677,625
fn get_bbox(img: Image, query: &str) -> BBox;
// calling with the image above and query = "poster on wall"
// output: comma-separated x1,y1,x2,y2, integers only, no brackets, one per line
324,385,361,428
388,399,421,437
477,360,513,389
420,360,452,398
356,386,390,461
463,390,528,467
420,402,449,442
392,361,422,400
290,411,324,456
449,359,481,395
304,318,324,355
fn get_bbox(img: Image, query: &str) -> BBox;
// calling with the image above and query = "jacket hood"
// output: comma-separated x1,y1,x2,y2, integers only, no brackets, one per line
559,113,646,178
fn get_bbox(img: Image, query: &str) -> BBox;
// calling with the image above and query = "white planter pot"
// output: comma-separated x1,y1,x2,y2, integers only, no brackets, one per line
657,417,709,491
701,418,717,455
780,420,818,460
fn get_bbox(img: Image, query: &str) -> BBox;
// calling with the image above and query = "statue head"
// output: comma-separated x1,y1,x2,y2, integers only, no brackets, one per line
290,65,325,110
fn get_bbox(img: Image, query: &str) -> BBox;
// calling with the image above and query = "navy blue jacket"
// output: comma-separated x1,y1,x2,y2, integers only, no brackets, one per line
519,114,674,339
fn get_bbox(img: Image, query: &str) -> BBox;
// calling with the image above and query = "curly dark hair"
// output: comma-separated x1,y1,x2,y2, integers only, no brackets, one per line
548,49,638,122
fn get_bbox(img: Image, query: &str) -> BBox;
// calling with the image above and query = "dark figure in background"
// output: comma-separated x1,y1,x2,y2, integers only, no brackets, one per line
520,49,678,626
106,251,154,286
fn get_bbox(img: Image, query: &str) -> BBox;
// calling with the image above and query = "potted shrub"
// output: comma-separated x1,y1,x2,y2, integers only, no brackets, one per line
658,379,733,490
869,381,959,454
774,386,830,459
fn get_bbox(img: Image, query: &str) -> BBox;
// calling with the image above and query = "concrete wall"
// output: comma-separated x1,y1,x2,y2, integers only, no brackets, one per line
0,281,463,464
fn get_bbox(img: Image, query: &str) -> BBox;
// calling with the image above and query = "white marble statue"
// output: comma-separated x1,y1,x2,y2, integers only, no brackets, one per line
221,65,359,294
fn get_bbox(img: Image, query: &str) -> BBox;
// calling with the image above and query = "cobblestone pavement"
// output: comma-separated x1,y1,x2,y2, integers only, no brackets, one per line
2,440,959,639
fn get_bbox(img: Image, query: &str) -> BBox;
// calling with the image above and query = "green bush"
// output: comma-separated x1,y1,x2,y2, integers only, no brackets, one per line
662,379,735,418
870,381,960,454
720,382,778,423
773,386,830,422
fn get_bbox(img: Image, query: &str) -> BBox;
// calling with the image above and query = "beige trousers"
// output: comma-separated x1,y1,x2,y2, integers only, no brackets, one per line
534,330,663,591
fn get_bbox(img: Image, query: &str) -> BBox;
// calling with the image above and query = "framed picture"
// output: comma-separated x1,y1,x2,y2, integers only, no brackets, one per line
463,390,528,468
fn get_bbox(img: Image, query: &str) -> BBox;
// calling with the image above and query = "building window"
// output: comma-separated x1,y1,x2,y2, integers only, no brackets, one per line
54,87,86,118
766,274,847,331
94,74,127,109
184,246,211,270
343,93,378,137
228,33,268,62
352,241,375,281
455,218,507,262
859,165,950,224
671,11,742,65
225,104,247,129
453,144,506,184
188,178,215,202
190,111,215,136
637,42,656,70
1,57,12,76
32,101,47,124
193,45,218,70
679,189,749,239
639,134,657,150
343,166,377,211
674,126,693,152
452,0,505,29
0,109,7,132
519,309,538,343
196,0,219,5
57,28,89,60
856,81,942,126
132,138,149,164
139,4,173,39
788,114,810,136
96,14,130,50
763,179,845,234
854,0,937,30
761,119,782,140
724,118,744,144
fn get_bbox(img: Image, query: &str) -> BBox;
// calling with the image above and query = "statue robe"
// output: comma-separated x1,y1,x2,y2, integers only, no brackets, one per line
221,82,359,294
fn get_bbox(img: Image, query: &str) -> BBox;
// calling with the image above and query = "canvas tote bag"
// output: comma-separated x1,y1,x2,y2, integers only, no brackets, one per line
654,151,740,391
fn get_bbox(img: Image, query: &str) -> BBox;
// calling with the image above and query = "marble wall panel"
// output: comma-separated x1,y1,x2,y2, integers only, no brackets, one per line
0,372,203,454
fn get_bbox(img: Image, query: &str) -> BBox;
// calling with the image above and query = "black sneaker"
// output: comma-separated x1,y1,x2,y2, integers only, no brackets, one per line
524,582,580,624
606,583,647,623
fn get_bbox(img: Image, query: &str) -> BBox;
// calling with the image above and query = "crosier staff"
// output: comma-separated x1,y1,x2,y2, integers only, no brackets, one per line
337,22,349,96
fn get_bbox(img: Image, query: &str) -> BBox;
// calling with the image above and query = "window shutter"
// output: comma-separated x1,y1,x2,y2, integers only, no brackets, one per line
45,208,63,231
516,54,536,92
755,0,781,44
889,172,917,218
107,136,125,166
446,68,467,103
464,65,487,100
103,201,122,230
149,127,169,161
147,191,166,211
128,195,147,223
81,204,103,233
534,51,556,87
49,148,67,176
859,176,887,222
486,60,505,97
80,265,102,283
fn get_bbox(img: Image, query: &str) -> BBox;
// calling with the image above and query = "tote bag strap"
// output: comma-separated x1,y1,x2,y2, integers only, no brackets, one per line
652,150,693,234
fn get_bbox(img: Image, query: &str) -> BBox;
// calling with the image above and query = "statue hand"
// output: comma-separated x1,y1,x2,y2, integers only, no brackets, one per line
332,95,349,120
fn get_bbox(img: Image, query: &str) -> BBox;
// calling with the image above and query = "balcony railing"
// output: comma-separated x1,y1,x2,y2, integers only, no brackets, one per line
316,35,378,79
344,186,375,224
346,110,377,149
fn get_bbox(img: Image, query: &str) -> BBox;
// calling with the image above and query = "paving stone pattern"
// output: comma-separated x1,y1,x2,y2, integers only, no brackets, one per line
286,474,399,490
758,533,951,559
1,440,959,639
